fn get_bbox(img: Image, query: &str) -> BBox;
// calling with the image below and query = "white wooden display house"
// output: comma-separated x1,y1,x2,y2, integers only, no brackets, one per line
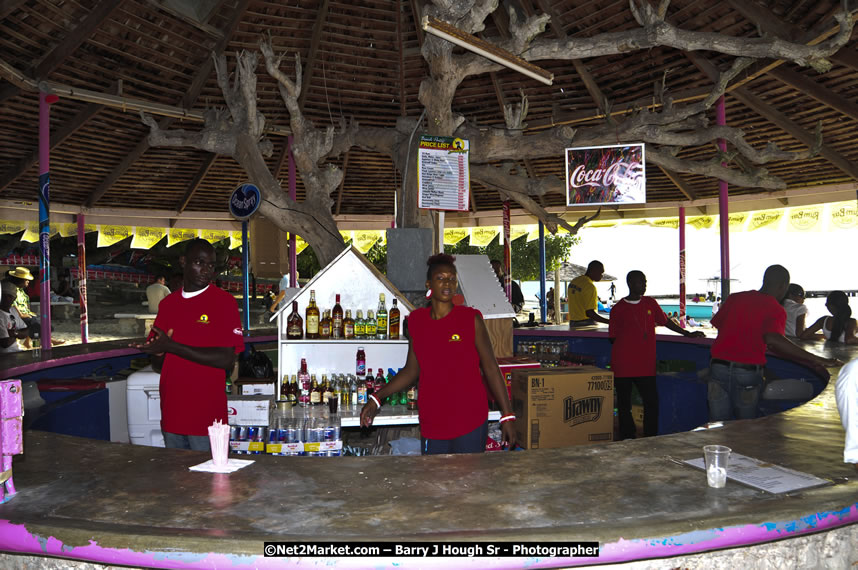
270,246,415,381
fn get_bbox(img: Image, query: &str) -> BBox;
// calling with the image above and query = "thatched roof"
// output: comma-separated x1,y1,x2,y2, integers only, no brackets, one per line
1,0,857,227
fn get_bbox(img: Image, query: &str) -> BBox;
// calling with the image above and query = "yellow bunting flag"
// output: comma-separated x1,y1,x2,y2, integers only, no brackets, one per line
830,201,858,230
21,222,39,243
353,230,382,253
97,225,132,247
131,227,167,249
0,220,27,235
727,212,748,231
56,223,78,237
510,227,529,241
294,236,309,255
469,227,499,247
622,219,651,226
747,209,783,231
443,228,469,245
786,205,823,232
200,229,231,244
650,218,680,230
229,231,242,250
339,230,353,243
167,228,199,247
584,220,618,229
687,216,715,230
526,226,540,241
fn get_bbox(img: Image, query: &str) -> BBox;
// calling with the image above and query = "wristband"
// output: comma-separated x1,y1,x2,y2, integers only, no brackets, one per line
368,394,382,408
499,414,516,424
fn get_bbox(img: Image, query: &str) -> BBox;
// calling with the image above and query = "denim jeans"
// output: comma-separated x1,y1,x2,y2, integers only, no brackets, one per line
422,421,488,455
708,360,764,421
163,431,211,451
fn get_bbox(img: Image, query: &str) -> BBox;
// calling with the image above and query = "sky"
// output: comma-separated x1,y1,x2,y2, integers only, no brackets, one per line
520,219,857,301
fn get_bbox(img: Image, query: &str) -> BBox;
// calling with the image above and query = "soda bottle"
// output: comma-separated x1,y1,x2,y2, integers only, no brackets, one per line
374,368,385,397
376,293,388,339
365,368,374,397
388,299,400,339
357,374,367,404
356,346,366,376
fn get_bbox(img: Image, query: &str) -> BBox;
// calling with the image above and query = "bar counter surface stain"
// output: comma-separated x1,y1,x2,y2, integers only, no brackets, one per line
0,330,856,568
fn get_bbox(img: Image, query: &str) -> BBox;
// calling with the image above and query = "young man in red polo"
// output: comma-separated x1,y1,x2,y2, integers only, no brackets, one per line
709,265,840,421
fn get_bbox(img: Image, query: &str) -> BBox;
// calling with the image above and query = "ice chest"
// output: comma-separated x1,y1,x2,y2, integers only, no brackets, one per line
126,365,164,447
227,395,274,426
511,366,613,449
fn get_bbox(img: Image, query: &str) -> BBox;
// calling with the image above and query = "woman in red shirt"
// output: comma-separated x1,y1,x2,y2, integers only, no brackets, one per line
360,254,516,454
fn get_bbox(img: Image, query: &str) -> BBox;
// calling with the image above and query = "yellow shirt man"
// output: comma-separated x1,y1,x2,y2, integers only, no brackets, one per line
567,274,597,321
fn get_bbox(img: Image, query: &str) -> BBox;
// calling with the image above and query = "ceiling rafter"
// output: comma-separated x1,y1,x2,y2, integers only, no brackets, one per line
83,0,251,208
297,0,331,112
657,165,698,201
177,153,218,213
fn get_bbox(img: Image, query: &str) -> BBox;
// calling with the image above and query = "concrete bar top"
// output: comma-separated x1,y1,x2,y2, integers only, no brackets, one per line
0,330,856,568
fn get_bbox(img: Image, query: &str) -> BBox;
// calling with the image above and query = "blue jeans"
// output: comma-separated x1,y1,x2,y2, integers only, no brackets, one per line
708,360,764,421
422,421,488,455
163,431,211,451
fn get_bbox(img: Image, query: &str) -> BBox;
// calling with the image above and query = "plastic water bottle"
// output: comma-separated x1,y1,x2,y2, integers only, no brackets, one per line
32,333,41,359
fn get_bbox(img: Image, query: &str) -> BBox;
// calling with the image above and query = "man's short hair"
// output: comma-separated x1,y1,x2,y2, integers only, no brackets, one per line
587,260,604,272
763,264,790,288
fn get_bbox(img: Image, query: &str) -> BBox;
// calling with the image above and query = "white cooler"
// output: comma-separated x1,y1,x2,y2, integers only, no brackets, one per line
126,365,164,447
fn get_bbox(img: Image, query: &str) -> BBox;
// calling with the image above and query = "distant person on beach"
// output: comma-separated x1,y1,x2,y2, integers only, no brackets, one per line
708,265,841,421
711,296,721,315
567,260,609,327
609,270,704,439
782,284,809,337
146,275,171,313
800,290,858,345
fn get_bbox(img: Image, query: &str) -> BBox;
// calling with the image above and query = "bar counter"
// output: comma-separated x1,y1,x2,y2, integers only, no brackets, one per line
0,328,856,568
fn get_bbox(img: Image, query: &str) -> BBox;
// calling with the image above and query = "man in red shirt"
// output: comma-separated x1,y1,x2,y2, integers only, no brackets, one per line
610,270,703,439
135,239,244,451
709,264,839,421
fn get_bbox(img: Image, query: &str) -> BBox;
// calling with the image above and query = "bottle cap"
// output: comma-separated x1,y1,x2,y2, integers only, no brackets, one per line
358,346,364,350
380,293,385,301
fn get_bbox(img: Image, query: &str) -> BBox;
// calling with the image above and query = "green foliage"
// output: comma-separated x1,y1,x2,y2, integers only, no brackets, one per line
446,233,577,281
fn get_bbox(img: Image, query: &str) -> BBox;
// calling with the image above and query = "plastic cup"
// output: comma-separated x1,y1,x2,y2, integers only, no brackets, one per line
703,445,731,488
328,395,339,414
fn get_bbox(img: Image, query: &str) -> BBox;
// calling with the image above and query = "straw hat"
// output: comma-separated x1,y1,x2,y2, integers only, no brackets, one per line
8,267,34,280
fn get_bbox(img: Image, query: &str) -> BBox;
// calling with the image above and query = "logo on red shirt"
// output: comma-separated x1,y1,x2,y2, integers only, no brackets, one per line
198,314,209,323
449,333,461,342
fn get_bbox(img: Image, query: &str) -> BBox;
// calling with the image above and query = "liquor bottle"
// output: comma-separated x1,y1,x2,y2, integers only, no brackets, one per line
320,309,331,339
356,346,366,376
286,301,303,339
322,374,333,404
365,310,377,338
376,293,388,340
388,299,400,339
357,374,367,404
407,382,418,410
343,309,355,339
298,358,311,406
305,290,320,339
355,309,365,338
365,368,374,397
310,375,322,405
332,294,344,339
288,374,298,404
279,374,289,402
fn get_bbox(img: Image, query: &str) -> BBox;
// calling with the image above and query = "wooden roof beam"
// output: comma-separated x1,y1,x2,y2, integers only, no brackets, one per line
410,0,425,46
0,0,28,21
0,0,124,106
144,0,224,39
767,65,858,123
334,152,350,216
657,166,698,201
0,100,104,192
688,52,858,182
177,153,218,213
297,0,330,112
84,0,250,208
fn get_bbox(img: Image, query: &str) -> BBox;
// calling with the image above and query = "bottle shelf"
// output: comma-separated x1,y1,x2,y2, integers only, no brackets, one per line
279,337,408,344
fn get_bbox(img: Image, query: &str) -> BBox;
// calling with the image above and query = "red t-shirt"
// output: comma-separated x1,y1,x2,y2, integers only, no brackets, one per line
608,296,668,377
710,290,785,365
408,305,488,440
154,286,245,436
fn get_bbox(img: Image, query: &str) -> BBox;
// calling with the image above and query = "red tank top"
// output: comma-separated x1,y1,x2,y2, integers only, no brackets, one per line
408,305,488,439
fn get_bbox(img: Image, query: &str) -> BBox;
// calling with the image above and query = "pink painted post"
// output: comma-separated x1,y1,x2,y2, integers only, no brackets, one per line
0,380,23,503
77,215,89,343
679,206,686,328
287,136,297,287
717,96,731,298
502,201,511,301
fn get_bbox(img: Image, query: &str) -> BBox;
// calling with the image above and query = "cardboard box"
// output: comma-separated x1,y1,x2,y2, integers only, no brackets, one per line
227,395,274,426
496,356,541,401
235,378,277,397
511,366,614,449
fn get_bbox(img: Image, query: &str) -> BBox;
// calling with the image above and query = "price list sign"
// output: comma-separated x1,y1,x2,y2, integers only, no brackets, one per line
418,135,470,211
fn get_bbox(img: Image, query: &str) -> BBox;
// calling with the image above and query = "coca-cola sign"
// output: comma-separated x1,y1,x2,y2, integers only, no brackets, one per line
565,144,645,206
